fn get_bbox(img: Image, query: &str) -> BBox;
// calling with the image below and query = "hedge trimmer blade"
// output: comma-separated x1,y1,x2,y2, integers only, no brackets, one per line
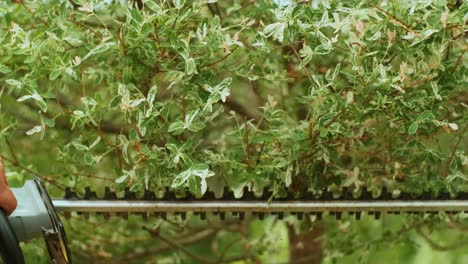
52,187,468,220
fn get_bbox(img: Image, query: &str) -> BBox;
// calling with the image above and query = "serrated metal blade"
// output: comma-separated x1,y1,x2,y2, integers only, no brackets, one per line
52,199,468,214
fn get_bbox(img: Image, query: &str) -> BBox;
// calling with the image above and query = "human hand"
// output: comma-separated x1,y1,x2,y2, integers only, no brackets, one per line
0,157,17,215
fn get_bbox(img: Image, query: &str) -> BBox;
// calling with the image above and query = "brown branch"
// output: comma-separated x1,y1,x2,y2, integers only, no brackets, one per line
10,92,131,136
417,228,468,251
206,2,222,25
374,5,415,33
451,49,466,75
19,1,49,26
200,44,241,68
403,73,437,90
115,229,216,263
224,98,258,121
0,154,66,190
444,124,467,177
342,219,429,255
4,138,19,165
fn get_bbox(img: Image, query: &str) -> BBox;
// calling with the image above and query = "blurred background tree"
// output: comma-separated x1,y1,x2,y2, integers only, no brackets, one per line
0,0,466,263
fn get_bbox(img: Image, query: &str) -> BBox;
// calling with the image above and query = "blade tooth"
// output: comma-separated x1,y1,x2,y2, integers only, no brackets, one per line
361,187,372,200
457,192,468,200
64,187,78,199
163,188,176,200
104,187,117,200
239,212,245,220
181,189,193,200
285,190,297,200
399,192,411,200
355,211,361,220
335,212,342,220
374,211,381,220
314,212,323,221
421,191,432,200
254,212,265,220
176,212,187,220
203,191,216,200
343,187,356,200
262,187,273,199
271,212,284,220
143,190,155,200
222,187,235,200
199,212,206,220
321,191,333,200
78,212,90,219
296,212,303,220
302,191,316,200
154,212,167,220
219,212,226,221
380,187,390,200
277,212,284,220
117,212,128,220
438,192,451,200
242,186,255,200
84,187,97,200
124,187,137,200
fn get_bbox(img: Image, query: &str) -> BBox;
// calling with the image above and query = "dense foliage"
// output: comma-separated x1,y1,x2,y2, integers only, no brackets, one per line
0,0,466,263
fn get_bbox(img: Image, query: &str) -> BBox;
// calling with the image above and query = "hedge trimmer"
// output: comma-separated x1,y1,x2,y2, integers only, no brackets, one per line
2,178,468,264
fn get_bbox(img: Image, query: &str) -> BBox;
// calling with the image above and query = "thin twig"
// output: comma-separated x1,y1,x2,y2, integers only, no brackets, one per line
4,138,19,165
451,49,465,75
417,227,468,251
374,5,415,33
445,124,467,177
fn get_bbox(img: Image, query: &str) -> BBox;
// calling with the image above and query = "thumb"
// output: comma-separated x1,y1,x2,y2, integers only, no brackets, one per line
0,157,7,186
0,157,17,215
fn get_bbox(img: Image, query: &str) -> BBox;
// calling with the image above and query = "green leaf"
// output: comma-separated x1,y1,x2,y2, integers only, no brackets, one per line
49,70,61,80
173,0,185,10
168,121,185,135
26,126,42,136
147,85,158,105
186,58,197,75
5,79,21,88
263,22,286,42
172,169,192,188
187,122,205,132
17,91,47,112
299,44,313,68
416,111,435,123
408,123,418,135
433,0,447,6
0,64,11,73
82,42,116,60
109,95,121,108
146,1,162,12
115,175,128,184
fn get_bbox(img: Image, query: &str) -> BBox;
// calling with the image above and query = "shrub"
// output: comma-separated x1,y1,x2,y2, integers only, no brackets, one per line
0,0,466,262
